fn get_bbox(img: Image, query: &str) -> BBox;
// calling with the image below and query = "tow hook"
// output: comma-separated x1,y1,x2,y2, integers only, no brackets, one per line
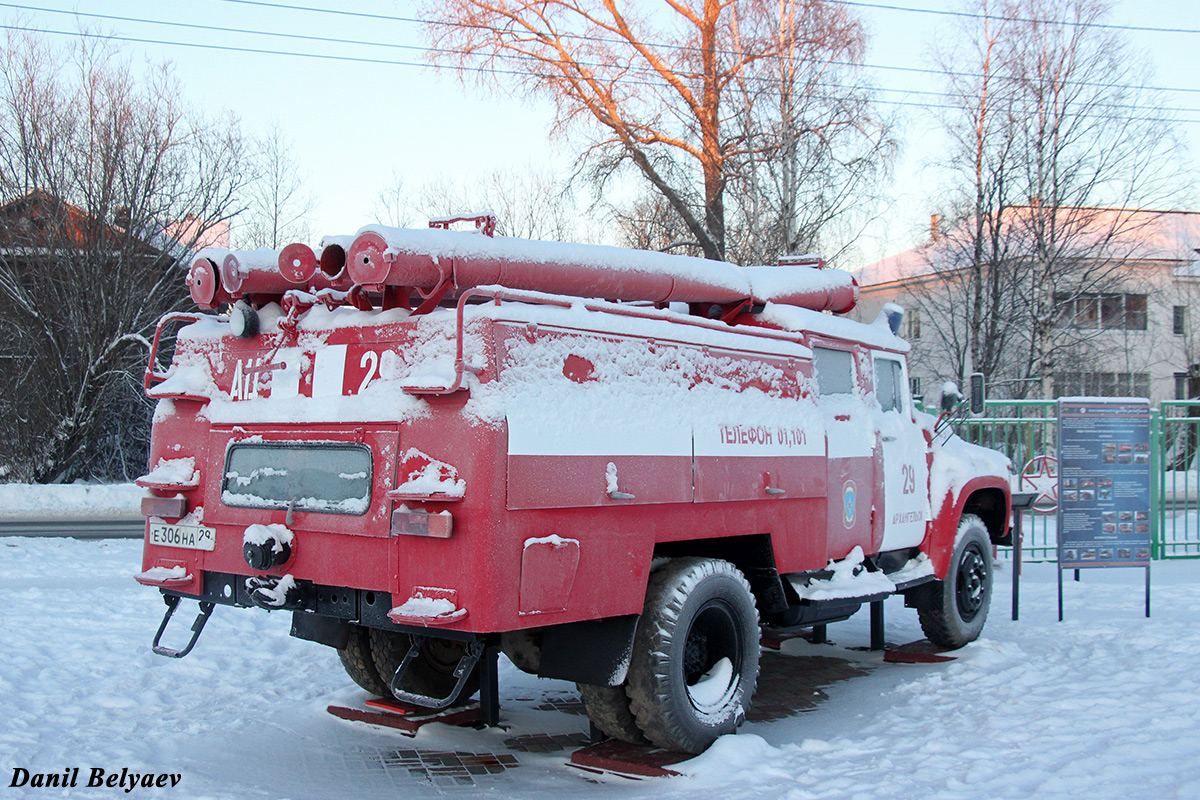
243,537,292,571
389,636,484,709
246,574,305,610
152,594,215,658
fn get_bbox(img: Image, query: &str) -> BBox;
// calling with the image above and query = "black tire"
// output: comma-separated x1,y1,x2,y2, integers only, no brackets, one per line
369,629,480,707
577,683,648,745
625,558,760,754
338,623,388,695
338,623,392,697
919,514,992,649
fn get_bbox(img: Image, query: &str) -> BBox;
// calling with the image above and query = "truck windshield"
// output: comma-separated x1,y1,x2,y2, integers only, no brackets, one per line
222,442,372,515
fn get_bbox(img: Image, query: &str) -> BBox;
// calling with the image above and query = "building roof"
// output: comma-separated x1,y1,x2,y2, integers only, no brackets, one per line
856,206,1200,289
0,189,228,257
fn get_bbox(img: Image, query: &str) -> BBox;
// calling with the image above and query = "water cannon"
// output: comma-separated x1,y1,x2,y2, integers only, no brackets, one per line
186,243,356,310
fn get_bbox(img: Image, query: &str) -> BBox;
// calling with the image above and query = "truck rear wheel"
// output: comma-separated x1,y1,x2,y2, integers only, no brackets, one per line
625,558,760,754
919,514,992,649
338,623,391,697
369,629,480,706
577,683,648,745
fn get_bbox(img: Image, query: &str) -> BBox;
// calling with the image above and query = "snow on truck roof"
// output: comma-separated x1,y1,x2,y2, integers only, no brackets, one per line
353,224,859,310
357,224,751,293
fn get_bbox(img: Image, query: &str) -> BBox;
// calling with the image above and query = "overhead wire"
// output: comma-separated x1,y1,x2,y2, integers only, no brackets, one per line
824,0,1200,35
206,0,1200,96
1,0,1197,123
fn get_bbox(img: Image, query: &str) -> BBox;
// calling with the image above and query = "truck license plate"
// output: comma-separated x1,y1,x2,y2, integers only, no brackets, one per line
149,522,216,551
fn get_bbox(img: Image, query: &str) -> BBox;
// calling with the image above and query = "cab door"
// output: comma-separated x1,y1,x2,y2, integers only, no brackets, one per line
813,345,876,560
872,353,929,551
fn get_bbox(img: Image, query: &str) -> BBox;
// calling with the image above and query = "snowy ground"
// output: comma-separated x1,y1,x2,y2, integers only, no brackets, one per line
2,537,1198,799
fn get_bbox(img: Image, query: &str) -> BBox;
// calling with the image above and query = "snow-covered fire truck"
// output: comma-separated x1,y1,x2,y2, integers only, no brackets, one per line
137,215,1011,754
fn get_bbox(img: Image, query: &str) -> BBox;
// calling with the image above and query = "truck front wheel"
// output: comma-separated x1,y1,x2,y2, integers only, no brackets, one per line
919,515,992,649
626,558,760,754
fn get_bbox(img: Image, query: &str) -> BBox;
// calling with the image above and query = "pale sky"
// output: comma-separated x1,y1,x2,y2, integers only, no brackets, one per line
4,0,1198,266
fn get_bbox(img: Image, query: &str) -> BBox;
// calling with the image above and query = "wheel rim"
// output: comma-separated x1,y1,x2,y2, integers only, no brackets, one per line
955,543,988,621
418,637,465,678
683,599,741,713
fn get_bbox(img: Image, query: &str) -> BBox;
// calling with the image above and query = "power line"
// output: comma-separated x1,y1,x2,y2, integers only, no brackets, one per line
826,0,1200,35
3,5,1199,123
7,0,1200,99
9,0,1200,111
210,0,1200,96
7,20,1196,126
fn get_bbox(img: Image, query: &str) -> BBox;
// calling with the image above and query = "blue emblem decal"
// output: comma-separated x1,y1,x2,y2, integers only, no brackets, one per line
842,480,857,528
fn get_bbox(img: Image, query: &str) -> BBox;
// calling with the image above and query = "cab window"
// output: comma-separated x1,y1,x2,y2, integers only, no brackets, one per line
873,356,906,413
813,347,856,395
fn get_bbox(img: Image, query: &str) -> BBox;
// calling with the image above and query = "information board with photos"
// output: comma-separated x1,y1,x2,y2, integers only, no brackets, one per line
1057,398,1151,568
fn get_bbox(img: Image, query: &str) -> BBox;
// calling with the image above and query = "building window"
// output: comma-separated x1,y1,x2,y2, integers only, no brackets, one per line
1174,306,1187,335
903,308,921,340
910,376,922,398
1054,371,1150,398
1176,372,1191,400
1053,293,1148,331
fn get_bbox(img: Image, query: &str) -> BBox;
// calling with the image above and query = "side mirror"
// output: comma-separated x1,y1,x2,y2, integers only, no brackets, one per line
941,382,963,412
970,372,986,415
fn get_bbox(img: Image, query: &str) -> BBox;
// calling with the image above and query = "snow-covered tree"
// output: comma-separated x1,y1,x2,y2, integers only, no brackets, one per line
0,30,250,482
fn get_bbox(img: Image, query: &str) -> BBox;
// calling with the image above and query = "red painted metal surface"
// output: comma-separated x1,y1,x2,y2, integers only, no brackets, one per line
141,228,1007,649
326,700,481,734
187,257,223,308
568,739,689,778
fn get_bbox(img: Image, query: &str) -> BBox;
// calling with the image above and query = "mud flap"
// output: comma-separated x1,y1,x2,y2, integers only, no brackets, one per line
389,635,484,710
152,594,215,658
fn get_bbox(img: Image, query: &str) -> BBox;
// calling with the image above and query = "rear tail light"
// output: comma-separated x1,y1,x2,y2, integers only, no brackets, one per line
391,506,454,538
141,495,187,519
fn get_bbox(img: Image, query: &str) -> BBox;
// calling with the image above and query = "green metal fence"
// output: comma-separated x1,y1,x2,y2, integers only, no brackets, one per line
955,398,1200,562
960,401,1060,562
1155,401,1200,559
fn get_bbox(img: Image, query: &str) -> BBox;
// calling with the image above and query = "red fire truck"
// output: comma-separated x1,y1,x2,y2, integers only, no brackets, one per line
137,216,1011,754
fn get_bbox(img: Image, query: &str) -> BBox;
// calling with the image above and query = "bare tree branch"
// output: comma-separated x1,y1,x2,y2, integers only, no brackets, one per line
422,0,890,262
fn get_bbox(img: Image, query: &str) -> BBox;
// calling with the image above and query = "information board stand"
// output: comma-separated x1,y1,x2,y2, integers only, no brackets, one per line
1056,398,1151,620
1009,492,1039,621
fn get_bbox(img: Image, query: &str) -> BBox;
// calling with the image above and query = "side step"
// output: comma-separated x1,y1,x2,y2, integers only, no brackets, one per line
152,594,215,658
389,635,484,710
569,740,691,779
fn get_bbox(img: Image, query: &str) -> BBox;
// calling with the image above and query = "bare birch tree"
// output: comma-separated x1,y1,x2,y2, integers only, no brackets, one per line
723,0,895,265
422,0,889,262
912,0,1187,398
911,0,1028,390
373,166,586,241
233,124,314,249
0,30,250,483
